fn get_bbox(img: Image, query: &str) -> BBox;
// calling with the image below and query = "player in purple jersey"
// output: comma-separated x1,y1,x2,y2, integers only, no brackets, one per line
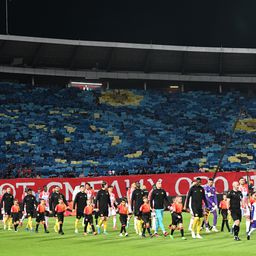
203,178,218,232
247,192,256,240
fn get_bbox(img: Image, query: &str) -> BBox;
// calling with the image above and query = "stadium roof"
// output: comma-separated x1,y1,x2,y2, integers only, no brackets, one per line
1,34,256,84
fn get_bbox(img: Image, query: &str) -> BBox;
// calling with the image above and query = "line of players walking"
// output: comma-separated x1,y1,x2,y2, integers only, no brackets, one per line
1,177,256,241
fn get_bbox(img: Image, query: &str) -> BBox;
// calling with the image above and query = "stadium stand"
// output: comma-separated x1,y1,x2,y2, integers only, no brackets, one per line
0,83,256,178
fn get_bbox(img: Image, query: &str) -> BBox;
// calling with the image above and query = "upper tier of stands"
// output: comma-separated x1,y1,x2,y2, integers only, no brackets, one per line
0,83,256,178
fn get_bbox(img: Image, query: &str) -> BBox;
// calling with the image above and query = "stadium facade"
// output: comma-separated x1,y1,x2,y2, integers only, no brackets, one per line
1,34,256,90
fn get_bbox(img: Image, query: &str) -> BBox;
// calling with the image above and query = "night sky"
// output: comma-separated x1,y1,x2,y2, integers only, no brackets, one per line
1,0,256,47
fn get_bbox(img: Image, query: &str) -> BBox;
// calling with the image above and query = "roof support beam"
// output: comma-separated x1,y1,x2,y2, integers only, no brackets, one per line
219,52,223,75
69,46,79,69
181,52,187,74
254,55,256,75
2,34,256,54
31,44,42,67
106,48,115,71
0,41,6,55
143,50,152,73
2,65,256,84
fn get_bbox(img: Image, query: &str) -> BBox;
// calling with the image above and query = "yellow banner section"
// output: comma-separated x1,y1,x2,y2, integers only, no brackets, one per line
236,119,256,132
99,90,143,106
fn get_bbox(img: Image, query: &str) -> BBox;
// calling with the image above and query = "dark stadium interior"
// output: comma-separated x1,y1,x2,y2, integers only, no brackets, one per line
1,1,256,48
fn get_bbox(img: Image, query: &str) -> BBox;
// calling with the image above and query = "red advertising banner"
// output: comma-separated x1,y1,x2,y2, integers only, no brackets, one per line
0,172,255,201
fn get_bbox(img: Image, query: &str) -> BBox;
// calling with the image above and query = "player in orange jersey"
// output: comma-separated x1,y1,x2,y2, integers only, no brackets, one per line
39,186,50,228
55,198,68,235
11,199,20,232
140,196,152,238
219,194,230,232
117,199,129,237
85,183,96,229
35,199,49,233
83,199,97,235
169,196,186,240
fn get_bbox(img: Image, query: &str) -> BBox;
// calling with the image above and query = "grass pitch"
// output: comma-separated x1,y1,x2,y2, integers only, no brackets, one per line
0,213,254,256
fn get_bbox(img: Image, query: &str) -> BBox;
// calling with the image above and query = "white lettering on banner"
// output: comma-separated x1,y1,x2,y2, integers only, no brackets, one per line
89,180,103,192
72,186,80,201
16,182,35,194
197,176,209,183
241,175,248,182
0,183,16,198
241,175,255,183
175,177,192,196
124,179,130,189
214,177,229,192
111,180,122,198
47,182,63,192
147,179,155,186
1,172,256,201
63,182,75,201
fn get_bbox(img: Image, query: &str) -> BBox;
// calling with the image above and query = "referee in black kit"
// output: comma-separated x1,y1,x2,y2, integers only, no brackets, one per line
227,181,243,241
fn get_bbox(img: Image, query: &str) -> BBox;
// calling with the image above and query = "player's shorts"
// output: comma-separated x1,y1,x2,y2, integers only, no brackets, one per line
76,211,84,219
52,210,58,217
84,214,93,224
108,207,116,217
26,209,34,218
221,209,228,220
251,220,256,229
99,208,108,218
230,209,242,222
119,214,128,226
36,213,45,223
134,207,142,218
141,212,151,224
171,213,183,226
52,205,58,217
191,206,203,218
4,207,11,216
12,213,20,223
57,212,64,223
94,211,100,219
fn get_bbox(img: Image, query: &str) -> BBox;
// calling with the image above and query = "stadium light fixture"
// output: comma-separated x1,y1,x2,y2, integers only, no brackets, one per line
68,81,103,91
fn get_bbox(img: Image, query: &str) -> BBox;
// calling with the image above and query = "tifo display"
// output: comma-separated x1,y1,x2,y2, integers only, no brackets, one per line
1,84,256,178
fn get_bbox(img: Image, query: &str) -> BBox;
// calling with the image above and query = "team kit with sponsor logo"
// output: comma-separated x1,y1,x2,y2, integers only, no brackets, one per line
0,172,255,241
